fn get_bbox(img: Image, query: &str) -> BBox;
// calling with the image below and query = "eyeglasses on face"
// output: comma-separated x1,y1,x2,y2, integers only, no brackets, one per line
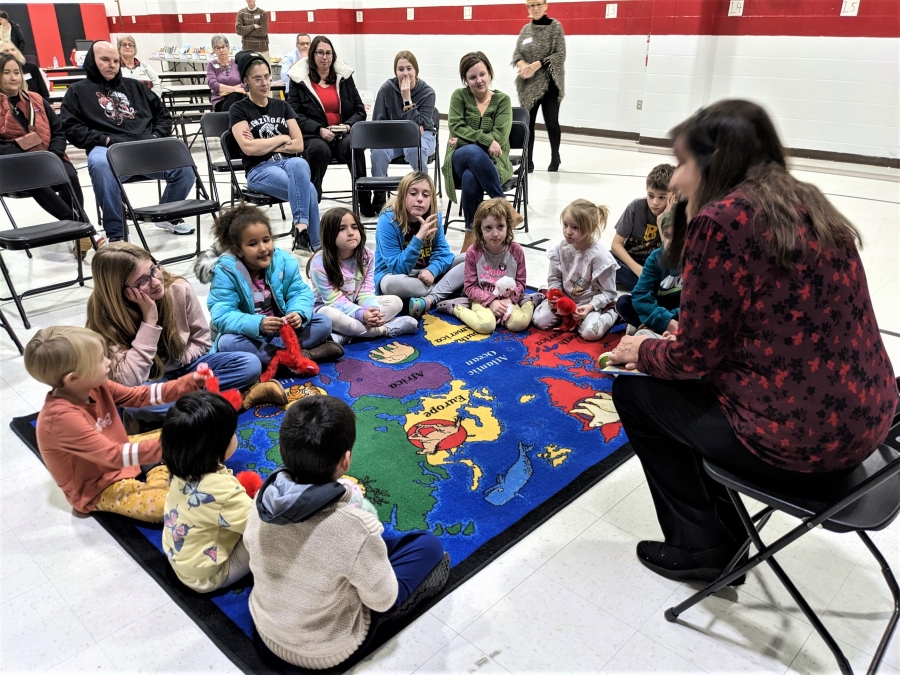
314,50,333,58
127,263,161,291
250,74,271,84
120,42,136,48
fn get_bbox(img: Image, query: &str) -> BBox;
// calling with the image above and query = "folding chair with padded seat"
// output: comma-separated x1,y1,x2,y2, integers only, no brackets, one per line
0,151,98,329
664,415,900,675
106,138,220,265
219,130,291,240
388,107,443,197
350,120,421,222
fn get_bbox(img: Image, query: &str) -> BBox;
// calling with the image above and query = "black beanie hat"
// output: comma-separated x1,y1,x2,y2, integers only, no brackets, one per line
235,50,270,81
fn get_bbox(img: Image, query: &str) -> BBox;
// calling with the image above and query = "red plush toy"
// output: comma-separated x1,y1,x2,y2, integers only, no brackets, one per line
236,471,264,498
195,363,243,410
546,289,580,331
259,322,319,383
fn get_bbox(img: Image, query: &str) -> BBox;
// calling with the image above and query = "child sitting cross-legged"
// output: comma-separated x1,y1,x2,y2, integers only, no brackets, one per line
161,391,252,593
436,198,538,334
245,395,450,669
24,326,204,522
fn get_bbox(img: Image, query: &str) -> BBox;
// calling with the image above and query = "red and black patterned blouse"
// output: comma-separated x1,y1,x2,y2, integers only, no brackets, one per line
638,192,897,473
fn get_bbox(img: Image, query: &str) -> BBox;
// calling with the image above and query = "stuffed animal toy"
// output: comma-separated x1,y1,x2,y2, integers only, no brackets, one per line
195,363,243,410
492,276,518,325
259,321,319,383
236,471,264,498
546,289,580,331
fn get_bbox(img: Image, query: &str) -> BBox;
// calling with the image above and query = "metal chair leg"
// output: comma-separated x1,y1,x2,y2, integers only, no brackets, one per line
0,252,30,329
0,306,23,354
858,531,900,675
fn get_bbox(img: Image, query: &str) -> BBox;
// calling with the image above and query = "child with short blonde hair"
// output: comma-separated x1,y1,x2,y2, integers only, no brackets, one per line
532,199,619,341
437,198,537,334
24,326,203,522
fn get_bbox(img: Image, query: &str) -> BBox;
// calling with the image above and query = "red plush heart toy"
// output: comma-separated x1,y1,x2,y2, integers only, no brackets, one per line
259,322,319,383
195,363,243,410
546,289,580,331
236,471,264,498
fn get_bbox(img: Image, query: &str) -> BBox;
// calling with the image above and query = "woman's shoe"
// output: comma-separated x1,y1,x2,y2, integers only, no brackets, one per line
636,540,746,585
303,340,345,363
548,155,561,172
527,161,535,173
293,228,313,253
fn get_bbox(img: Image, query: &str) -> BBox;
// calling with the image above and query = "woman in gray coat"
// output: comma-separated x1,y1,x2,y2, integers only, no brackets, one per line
512,0,566,172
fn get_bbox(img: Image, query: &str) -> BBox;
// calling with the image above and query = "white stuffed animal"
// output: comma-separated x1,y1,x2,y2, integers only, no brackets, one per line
493,277,518,326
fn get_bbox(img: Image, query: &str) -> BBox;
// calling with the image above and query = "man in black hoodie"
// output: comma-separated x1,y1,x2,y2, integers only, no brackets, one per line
60,41,195,242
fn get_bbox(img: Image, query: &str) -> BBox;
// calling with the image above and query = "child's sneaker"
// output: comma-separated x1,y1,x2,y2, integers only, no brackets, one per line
386,552,451,621
436,297,469,315
597,311,617,337
330,332,351,346
303,340,344,363
384,316,418,337
520,291,545,307
408,297,428,319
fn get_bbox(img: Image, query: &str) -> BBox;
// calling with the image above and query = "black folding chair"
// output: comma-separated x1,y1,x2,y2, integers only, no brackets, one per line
0,307,23,354
389,107,442,197
200,111,242,206
350,120,421,221
510,106,530,226
106,138,220,265
0,152,98,329
219,130,291,239
665,417,900,675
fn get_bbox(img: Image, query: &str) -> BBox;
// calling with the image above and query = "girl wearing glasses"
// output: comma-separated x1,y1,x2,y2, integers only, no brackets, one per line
512,0,566,172
86,243,275,422
117,35,162,97
285,35,371,215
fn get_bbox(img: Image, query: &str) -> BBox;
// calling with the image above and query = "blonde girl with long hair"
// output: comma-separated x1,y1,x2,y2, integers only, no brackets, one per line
373,171,464,318
86,243,267,420
532,198,619,340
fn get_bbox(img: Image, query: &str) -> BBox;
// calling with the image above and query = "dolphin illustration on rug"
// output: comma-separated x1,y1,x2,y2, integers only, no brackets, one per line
484,441,534,506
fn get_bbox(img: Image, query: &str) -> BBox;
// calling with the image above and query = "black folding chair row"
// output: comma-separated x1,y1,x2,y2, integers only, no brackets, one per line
388,107,443,197
0,152,99,329
350,120,421,222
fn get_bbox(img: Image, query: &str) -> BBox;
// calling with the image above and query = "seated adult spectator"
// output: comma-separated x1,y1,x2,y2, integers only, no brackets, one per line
0,53,84,221
370,50,436,213
607,99,897,585
279,33,310,94
0,11,25,53
229,50,320,252
117,35,162,97
60,41,195,242
0,41,48,100
207,35,245,112
443,52,514,251
286,35,371,215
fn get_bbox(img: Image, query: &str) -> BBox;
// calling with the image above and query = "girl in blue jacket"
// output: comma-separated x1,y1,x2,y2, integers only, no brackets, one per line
374,172,464,318
201,205,342,367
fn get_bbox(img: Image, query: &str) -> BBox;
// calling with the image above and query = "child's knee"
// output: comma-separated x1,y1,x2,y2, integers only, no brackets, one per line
505,306,532,333
532,301,558,330
459,306,495,334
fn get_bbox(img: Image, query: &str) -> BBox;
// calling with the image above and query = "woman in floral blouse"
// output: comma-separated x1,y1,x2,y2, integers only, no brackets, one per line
608,99,896,584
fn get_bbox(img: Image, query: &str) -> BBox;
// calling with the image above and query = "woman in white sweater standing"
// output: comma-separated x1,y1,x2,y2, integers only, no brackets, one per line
512,0,566,172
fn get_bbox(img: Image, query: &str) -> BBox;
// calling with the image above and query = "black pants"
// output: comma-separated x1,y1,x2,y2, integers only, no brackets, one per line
612,377,855,550
30,160,84,221
304,133,369,206
616,291,681,328
528,80,561,166
213,92,245,112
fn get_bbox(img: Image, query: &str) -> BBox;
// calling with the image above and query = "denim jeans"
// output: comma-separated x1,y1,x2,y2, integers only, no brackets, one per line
123,351,262,422
247,157,321,249
87,145,195,241
451,143,506,231
216,314,332,367
370,130,436,176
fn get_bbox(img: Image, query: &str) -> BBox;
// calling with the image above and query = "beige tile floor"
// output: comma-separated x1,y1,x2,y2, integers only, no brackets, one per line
0,129,898,674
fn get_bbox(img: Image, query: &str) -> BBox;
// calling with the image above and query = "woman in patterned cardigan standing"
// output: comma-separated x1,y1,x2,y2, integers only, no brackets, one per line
512,0,566,172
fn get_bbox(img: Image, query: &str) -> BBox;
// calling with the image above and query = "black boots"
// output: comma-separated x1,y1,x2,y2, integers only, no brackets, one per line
548,154,561,172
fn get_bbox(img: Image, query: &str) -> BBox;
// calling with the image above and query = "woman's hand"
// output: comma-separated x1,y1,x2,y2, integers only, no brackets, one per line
415,214,439,242
399,73,413,101
490,298,510,318
666,318,679,333
284,312,304,330
516,60,530,79
363,307,385,328
607,335,650,369
417,269,435,287
261,316,284,334
125,287,158,326
448,137,457,149
488,140,502,157
319,127,336,142
574,304,593,322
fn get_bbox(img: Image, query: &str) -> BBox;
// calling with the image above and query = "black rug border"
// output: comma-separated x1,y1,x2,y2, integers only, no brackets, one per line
11,412,633,674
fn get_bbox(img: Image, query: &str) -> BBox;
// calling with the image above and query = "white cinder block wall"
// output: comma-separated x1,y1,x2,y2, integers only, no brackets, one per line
97,0,898,160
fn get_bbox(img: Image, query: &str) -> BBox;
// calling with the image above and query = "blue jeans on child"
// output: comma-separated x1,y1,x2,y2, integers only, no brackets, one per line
216,314,332,367
381,531,446,608
87,146,195,241
124,351,262,422
247,157,321,250
451,143,506,231
370,131,437,176
616,291,681,329
613,255,641,291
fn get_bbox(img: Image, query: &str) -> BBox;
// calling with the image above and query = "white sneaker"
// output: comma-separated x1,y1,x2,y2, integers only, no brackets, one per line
330,332,351,346
155,220,195,235
384,316,419,337
597,311,617,337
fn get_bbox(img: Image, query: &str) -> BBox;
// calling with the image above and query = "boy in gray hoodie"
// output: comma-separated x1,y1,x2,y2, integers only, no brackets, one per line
245,396,449,669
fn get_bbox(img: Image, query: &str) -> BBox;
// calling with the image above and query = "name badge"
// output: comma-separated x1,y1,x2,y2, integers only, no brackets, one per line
522,37,533,45
253,289,266,304
254,14,261,19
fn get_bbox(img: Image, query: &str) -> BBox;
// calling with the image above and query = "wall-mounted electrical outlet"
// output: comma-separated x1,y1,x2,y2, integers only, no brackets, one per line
407,7,414,20
636,100,643,110
177,14,182,22
307,11,314,22
205,13,211,22
728,1,744,16
131,15,137,22
464,6,473,19
605,4,617,19
270,11,276,20
356,10,363,21
840,0,860,16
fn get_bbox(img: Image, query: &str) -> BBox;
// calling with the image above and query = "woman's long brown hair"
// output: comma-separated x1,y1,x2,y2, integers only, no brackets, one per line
668,99,861,269
86,243,185,380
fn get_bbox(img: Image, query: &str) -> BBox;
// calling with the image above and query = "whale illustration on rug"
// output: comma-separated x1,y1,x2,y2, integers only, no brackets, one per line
484,441,534,506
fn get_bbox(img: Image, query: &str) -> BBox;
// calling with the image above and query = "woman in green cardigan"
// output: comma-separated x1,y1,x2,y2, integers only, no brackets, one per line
442,52,514,251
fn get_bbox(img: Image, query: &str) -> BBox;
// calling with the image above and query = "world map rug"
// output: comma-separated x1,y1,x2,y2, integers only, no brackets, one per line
10,314,633,674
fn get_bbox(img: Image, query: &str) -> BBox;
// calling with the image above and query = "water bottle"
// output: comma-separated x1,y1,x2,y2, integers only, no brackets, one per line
53,56,58,68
